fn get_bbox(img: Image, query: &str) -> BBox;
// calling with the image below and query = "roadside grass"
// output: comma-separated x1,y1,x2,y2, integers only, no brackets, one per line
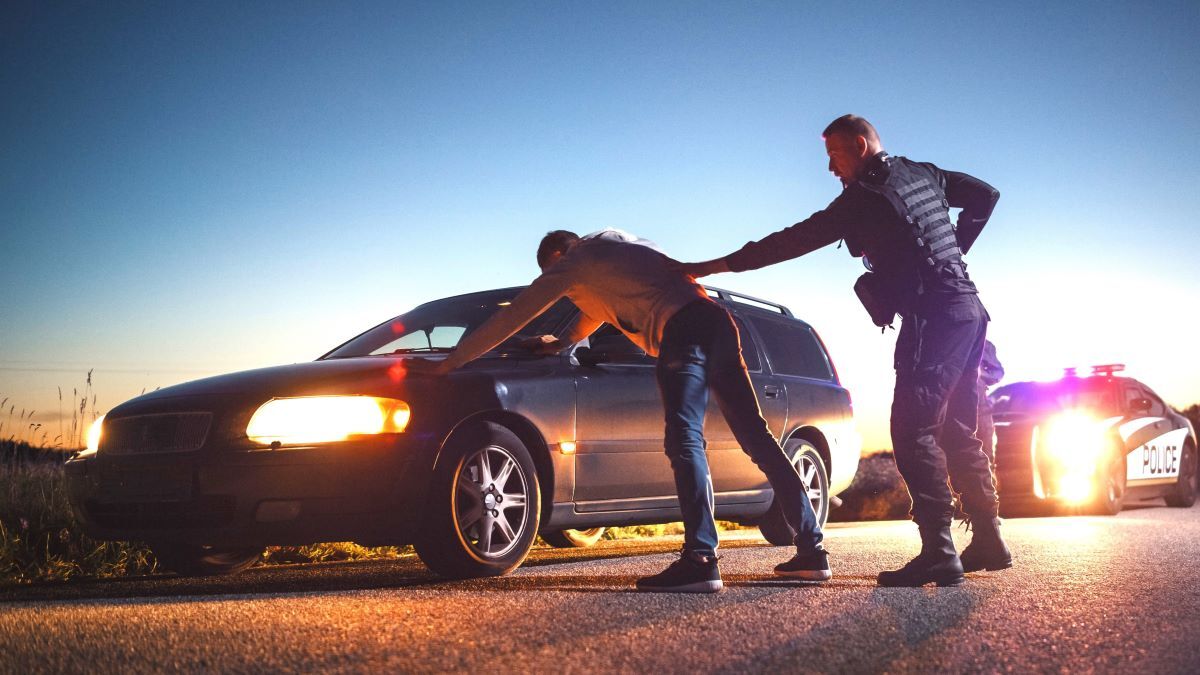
1,451,158,584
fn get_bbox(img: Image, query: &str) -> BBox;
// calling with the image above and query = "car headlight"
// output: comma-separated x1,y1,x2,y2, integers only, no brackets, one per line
246,396,411,446
77,414,106,458
1034,411,1113,503
1038,411,1110,465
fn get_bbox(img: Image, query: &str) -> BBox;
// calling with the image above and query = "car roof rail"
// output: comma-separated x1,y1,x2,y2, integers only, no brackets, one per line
703,286,793,317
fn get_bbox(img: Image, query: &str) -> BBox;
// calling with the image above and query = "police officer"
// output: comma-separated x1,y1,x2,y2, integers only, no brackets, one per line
677,114,1011,586
977,340,1005,465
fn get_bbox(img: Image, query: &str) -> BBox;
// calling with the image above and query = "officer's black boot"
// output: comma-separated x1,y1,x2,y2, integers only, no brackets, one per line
877,524,965,587
959,517,1011,573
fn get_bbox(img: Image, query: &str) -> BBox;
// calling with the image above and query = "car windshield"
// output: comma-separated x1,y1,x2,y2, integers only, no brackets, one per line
992,379,1119,417
321,289,577,359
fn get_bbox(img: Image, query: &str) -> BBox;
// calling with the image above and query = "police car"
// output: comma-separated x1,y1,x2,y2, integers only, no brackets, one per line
991,365,1197,516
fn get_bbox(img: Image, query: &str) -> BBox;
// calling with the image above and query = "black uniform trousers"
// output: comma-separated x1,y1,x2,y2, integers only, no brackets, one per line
890,308,999,527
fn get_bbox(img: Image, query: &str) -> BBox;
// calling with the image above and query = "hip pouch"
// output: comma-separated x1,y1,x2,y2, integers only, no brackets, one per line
854,271,898,329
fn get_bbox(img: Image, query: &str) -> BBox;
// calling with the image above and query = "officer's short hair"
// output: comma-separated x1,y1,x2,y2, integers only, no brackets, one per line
537,230,580,268
823,114,880,144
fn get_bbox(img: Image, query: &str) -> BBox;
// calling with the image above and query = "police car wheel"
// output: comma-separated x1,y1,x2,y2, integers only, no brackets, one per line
1165,442,1197,508
1090,454,1126,516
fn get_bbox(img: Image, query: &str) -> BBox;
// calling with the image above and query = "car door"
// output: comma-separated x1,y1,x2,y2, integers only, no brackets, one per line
1122,384,1187,486
744,311,845,446
571,324,677,509
703,310,788,499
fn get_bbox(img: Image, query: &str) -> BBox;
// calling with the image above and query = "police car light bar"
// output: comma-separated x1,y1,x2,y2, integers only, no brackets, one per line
1091,363,1125,377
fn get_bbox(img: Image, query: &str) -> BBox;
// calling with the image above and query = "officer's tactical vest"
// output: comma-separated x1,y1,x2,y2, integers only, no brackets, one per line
860,156,963,272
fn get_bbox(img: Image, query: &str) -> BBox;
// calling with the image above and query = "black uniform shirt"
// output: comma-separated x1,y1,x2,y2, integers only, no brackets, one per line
725,153,999,319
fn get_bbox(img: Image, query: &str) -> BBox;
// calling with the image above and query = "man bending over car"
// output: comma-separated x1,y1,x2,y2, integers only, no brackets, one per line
428,228,829,592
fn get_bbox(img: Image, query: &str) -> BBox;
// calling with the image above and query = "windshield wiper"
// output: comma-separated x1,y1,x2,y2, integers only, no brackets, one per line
387,347,455,354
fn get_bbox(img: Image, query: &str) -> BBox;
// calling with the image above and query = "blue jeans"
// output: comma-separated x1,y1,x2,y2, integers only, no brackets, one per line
656,300,823,558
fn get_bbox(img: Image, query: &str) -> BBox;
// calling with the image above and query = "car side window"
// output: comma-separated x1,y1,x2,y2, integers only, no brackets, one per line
730,314,762,372
747,316,833,380
1140,386,1166,416
1123,386,1144,414
588,323,655,365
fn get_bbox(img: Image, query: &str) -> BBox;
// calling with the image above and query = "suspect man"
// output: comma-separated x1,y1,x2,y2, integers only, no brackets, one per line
676,115,1011,586
431,228,830,592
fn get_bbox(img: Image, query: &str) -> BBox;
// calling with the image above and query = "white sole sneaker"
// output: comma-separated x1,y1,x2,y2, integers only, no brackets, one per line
774,568,832,581
636,579,724,593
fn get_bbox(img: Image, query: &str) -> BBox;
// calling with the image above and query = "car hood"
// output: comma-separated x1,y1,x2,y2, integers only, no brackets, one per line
133,358,427,401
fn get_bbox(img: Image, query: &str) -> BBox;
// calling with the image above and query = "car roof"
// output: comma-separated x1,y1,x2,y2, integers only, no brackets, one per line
415,285,810,327
995,375,1159,397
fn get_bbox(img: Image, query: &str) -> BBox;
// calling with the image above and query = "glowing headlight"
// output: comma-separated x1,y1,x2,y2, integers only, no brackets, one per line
79,414,106,457
1038,411,1110,465
246,396,411,445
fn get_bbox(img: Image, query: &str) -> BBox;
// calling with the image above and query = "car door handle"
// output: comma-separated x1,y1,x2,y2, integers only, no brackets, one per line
763,385,781,399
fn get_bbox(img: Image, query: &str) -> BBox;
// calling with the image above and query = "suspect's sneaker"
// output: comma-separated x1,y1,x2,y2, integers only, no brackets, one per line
636,553,723,593
774,548,832,581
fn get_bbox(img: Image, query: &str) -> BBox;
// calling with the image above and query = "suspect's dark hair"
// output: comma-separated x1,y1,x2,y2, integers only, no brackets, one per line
822,114,880,144
537,230,580,268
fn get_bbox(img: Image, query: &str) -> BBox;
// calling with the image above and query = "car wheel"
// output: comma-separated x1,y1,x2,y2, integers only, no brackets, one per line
1090,453,1126,516
150,543,262,576
415,422,541,578
1165,442,1197,508
542,527,606,548
758,439,830,546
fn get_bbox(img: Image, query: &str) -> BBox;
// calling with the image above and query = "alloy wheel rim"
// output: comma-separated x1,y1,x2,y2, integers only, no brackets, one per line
454,444,529,559
793,452,826,517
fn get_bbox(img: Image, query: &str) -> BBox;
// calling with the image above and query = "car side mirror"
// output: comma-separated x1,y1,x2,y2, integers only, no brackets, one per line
1130,398,1152,413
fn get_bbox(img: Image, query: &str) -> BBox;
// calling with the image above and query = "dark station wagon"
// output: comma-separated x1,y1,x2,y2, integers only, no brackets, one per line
67,286,860,578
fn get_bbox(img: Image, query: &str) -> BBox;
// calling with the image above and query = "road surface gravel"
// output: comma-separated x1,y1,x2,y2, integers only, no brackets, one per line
2,505,1198,673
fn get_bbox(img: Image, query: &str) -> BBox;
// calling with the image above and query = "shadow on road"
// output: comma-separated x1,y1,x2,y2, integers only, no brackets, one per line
0,537,777,603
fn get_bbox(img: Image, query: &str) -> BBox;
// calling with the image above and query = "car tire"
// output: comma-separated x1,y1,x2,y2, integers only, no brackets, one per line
150,543,262,576
415,422,541,578
1090,453,1126,516
542,527,606,548
1165,441,1197,508
758,439,830,546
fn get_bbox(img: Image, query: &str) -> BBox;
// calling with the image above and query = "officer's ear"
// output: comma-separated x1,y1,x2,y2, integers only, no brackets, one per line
854,134,870,158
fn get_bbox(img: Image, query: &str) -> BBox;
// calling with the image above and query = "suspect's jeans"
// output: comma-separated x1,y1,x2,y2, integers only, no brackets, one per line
656,299,823,558
891,309,999,527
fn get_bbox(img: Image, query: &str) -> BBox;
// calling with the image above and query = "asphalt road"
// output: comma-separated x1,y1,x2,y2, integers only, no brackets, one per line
3,505,1200,674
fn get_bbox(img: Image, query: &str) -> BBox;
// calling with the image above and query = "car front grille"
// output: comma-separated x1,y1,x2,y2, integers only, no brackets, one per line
101,413,213,455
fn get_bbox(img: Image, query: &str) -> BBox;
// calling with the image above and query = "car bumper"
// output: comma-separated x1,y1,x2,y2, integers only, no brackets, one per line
66,434,438,547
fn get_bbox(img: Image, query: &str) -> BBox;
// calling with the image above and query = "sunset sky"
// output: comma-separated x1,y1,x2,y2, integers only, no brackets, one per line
3,1,1198,451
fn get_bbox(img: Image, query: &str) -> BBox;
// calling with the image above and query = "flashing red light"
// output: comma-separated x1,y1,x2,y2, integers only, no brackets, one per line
1091,363,1125,377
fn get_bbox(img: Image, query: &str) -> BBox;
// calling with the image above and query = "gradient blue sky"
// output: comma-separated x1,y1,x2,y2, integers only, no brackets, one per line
3,1,1198,450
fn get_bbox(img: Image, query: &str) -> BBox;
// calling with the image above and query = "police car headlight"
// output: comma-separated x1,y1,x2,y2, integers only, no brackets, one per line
246,396,411,446
1038,411,1109,468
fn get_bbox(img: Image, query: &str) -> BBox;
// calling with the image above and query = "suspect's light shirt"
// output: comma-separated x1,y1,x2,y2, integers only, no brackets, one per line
441,229,708,368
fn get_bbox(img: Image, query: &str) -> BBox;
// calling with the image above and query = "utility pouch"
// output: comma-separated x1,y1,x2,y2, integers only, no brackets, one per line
854,271,897,329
